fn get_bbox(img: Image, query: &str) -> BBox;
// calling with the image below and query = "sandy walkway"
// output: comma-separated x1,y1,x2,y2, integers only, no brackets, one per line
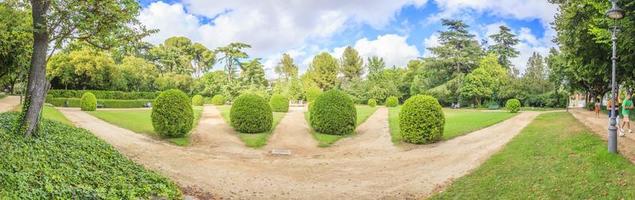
0,96,20,112
60,106,541,199
264,107,319,155
569,109,635,162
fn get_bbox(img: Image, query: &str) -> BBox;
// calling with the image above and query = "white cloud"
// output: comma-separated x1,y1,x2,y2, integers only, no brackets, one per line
431,0,558,26
422,33,441,57
138,2,202,44
332,34,421,68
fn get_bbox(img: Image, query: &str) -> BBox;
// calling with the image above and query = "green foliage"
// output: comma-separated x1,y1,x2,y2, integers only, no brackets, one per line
307,52,339,90
399,95,445,144
195,70,228,97
47,48,124,90
149,36,215,75
211,95,225,105
488,25,520,69
154,73,194,94
151,89,193,138
47,98,153,108
118,56,158,91
340,46,364,81
269,94,289,112
274,53,299,80
0,3,31,93
0,113,181,199
215,42,251,82
461,54,509,106
385,96,399,107
309,89,356,135
230,94,273,133
305,86,322,102
506,98,521,113
368,98,377,107
80,92,97,111
240,58,268,87
192,94,204,106
47,89,160,99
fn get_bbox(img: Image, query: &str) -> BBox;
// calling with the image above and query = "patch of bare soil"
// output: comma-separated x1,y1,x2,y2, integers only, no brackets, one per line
0,96,20,112
59,106,540,199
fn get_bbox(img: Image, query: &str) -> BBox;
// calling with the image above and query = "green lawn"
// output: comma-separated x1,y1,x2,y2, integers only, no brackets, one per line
305,105,379,147
216,105,285,148
88,106,203,146
389,107,517,144
431,112,635,199
14,105,72,126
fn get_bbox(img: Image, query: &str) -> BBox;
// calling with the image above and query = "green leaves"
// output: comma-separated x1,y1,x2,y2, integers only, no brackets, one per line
151,89,194,138
269,94,289,113
399,95,445,144
506,99,521,113
80,92,96,111
230,93,273,133
309,89,356,135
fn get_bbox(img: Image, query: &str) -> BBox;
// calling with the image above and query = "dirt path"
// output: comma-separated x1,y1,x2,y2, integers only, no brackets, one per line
59,104,542,199
569,109,635,162
264,107,319,155
0,96,20,112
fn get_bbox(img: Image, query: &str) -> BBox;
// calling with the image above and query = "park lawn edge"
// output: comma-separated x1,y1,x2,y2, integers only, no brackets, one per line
216,105,285,148
304,105,378,147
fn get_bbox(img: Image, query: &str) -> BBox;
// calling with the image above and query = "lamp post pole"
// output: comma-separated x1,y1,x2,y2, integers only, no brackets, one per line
606,0,624,153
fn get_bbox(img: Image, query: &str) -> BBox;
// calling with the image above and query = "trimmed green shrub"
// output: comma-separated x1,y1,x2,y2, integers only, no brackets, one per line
368,98,377,107
80,92,97,111
211,95,225,105
48,90,160,99
506,98,521,113
151,89,193,138
192,95,204,106
305,87,322,102
46,98,153,108
230,94,273,133
0,113,182,199
386,96,399,107
269,94,289,112
309,89,356,135
399,95,445,144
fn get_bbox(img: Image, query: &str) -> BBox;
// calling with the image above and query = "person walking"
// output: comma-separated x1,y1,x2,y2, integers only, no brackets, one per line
620,93,634,137
594,98,601,118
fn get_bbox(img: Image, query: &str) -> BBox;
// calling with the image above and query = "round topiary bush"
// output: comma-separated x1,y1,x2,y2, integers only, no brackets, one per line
399,95,445,144
151,89,193,138
230,94,273,133
269,94,289,112
211,95,225,105
506,98,521,113
80,92,97,111
309,89,356,135
386,96,399,107
192,95,204,106
368,98,377,107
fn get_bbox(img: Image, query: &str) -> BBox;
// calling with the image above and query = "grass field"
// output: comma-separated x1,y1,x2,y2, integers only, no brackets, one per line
305,105,379,147
431,112,635,199
88,107,203,146
389,107,517,144
13,105,72,126
216,105,285,148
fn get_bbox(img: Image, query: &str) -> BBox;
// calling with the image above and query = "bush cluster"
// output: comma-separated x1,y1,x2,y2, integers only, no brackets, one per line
46,98,153,108
0,113,182,199
192,95,204,106
80,92,97,111
151,89,193,137
309,89,356,135
399,95,445,144
48,90,160,100
368,98,377,107
269,94,289,112
230,94,273,133
506,99,521,113
386,96,399,107
210,95,225,105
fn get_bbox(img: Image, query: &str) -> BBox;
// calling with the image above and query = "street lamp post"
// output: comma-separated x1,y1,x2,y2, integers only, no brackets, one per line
606,0,624,154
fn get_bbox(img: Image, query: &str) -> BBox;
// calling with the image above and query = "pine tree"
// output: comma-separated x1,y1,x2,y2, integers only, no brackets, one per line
340,46,364,81
488,25,520,70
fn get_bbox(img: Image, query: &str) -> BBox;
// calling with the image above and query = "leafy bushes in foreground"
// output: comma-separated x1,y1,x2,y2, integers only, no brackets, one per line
230,94,273,133
399,95,445,144
152,89,194,137
0,113,182,199
506,99,521,113
48,89,160,100
192,95,204,106
211,95,225,105
386,96,399,107
309,89,356,135
368,99,377,107
269,94,289,112
80,92,97,111
47,98,153,108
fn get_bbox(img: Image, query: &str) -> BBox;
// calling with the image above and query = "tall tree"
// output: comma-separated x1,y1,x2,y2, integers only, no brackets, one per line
0,1,32,93
366,56,385,81
240,58,267,87
308,52,339,90
274,53,298,81
215,42,251,82
191,43,216,78
461,54,508,106
488,25,520,70
340,46,364,81
19,0,152,136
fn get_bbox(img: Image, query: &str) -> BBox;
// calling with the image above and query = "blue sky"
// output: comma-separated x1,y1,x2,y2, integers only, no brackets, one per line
136,0,558,77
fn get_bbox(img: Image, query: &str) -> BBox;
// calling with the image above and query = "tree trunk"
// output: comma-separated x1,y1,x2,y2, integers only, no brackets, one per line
17,0,50,137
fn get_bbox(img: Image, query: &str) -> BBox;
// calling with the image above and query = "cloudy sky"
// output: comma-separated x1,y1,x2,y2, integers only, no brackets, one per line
137,0,559,78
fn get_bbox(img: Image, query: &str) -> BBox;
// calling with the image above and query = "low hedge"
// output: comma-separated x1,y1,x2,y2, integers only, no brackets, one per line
309,89,356,135
506,99,521,113
269,94,289,112
80,92,97,111
386,96,399,107
47,89,160,100
211,95,225,105
368,99,377,107
399,95,445,144
47,98,154,108
192,95,204,106
230,94,273,133
0,113,182,199
152,89,193,138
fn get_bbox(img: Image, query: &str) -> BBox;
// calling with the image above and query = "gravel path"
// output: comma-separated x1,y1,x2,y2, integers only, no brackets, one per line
59,106,540,199
569,108,635,162
0,96,20,112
